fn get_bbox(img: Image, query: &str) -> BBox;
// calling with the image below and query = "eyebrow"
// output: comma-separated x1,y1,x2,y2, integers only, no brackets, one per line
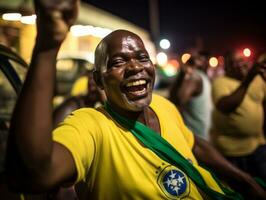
110,50,148,58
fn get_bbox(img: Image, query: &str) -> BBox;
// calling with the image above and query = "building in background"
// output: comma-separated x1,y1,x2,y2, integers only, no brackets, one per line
0,0,156,63
0,0,157,104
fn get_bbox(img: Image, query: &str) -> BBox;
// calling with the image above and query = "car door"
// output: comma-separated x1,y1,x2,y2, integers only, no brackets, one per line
0,44,27,173
0,44,28,200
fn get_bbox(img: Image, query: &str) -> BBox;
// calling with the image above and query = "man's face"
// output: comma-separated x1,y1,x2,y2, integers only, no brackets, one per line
99,31,155,112
195,55,209,72
228,52,251,80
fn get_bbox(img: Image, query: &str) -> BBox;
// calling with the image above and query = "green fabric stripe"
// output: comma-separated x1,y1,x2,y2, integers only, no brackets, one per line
104,102,243,200
255,177,266,189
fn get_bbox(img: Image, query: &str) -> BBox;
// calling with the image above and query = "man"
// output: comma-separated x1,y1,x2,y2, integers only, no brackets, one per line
169,53,212,139
5,0,266,199
211,50,266,181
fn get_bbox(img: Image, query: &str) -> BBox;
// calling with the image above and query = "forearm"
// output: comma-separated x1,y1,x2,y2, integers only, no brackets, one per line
216,78,252,114
193,137,244,181
169,71,185,103
6,0,79,192
192,137,263,196
7,0,72,171
169,71,194,106
8,45,60,172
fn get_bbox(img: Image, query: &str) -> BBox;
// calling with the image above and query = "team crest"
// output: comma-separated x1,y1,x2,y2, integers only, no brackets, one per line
157,165,190,199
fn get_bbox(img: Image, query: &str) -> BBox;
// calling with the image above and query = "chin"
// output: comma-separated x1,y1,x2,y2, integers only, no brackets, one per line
123,93,152,112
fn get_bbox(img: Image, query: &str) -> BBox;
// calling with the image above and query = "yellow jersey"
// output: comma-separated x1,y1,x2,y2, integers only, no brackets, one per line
53,94,223,199
211,75,266,156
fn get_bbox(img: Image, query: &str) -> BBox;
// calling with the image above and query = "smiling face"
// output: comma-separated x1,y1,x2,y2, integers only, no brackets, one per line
94,30,155,114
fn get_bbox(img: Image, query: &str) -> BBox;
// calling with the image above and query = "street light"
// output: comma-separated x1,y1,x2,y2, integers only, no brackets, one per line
209,57,218,68
181,53,191,64
243,48,251,57
159,39,170,50
156,52,168,66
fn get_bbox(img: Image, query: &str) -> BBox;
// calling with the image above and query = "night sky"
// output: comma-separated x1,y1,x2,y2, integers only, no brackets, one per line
84,0,266,56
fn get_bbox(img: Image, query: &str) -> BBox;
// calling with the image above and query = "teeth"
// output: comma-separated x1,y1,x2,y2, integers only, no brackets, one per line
126,80,146,87
133,88,146,95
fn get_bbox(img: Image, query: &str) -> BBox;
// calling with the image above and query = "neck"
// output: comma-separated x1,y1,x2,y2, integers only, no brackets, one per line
139,107,150,126
105,101,160,134
107,101,149,124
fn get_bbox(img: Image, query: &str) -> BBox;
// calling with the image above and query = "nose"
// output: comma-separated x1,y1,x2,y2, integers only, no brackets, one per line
125,59,144,76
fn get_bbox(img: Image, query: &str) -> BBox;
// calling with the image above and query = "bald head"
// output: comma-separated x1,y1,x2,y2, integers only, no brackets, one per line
94,30,145,73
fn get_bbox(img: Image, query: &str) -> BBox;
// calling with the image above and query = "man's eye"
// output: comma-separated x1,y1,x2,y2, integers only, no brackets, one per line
139,56,150,62
111,60,125,66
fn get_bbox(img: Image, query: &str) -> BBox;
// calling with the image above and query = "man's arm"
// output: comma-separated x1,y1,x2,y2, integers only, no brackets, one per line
6,0,79,192
193,136,266,199
169,67,202,109
216,64,264,114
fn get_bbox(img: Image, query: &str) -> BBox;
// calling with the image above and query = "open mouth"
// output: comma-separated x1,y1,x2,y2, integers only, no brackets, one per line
123,79,150,98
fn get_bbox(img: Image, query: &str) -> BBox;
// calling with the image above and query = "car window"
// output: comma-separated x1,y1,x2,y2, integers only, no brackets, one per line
10,60,27,83
54,58,92,107
56,59,79,96
0,69,17,119
0,45,27,175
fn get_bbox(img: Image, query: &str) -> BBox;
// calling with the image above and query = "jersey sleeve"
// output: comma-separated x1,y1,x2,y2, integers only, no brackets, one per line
52,109,100,183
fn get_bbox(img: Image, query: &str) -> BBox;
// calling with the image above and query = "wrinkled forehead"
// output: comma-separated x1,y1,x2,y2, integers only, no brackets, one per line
94,30,148,73
104,33,147,56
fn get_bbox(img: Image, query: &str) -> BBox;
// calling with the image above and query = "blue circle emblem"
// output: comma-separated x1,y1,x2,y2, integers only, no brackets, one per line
162,169,187,196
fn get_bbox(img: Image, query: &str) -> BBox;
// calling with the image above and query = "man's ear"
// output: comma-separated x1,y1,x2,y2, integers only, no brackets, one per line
93,70,104,89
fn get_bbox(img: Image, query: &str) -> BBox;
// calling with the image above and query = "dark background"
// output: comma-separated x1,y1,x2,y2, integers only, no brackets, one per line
84,0,266,56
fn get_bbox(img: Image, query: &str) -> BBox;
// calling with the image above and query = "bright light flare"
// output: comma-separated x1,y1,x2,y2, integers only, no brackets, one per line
181,53,191,64
156,52,168,66
70,25,112,38
162,59,180,77
159,39,171,49
2,13,22,21
21,15,36,24
243,48,251,57
209,57,218,68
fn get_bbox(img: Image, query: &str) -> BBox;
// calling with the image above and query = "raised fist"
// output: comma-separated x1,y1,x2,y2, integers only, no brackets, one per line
34,0,79,48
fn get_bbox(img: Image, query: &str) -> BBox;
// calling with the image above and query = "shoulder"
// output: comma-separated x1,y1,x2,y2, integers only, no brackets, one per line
151,93,182,118
253,75,266,86
251,75,266,95
151,93,175,108
71,106,107,121
54,107,113,142
62,107,108,128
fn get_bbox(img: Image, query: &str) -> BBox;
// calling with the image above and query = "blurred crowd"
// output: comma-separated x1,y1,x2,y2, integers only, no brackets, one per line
167,49,266,179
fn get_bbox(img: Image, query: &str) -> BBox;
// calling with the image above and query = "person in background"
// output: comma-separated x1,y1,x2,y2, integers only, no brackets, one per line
53,70,106,127
5,0,266,199
211,50,266,181
257,53,266,137
52,70,105,200
169,53,212,140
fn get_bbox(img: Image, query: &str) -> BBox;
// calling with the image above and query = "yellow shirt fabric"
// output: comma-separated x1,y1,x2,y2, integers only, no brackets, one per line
71,76,88,96
211,75,266,156
53,94,223,199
